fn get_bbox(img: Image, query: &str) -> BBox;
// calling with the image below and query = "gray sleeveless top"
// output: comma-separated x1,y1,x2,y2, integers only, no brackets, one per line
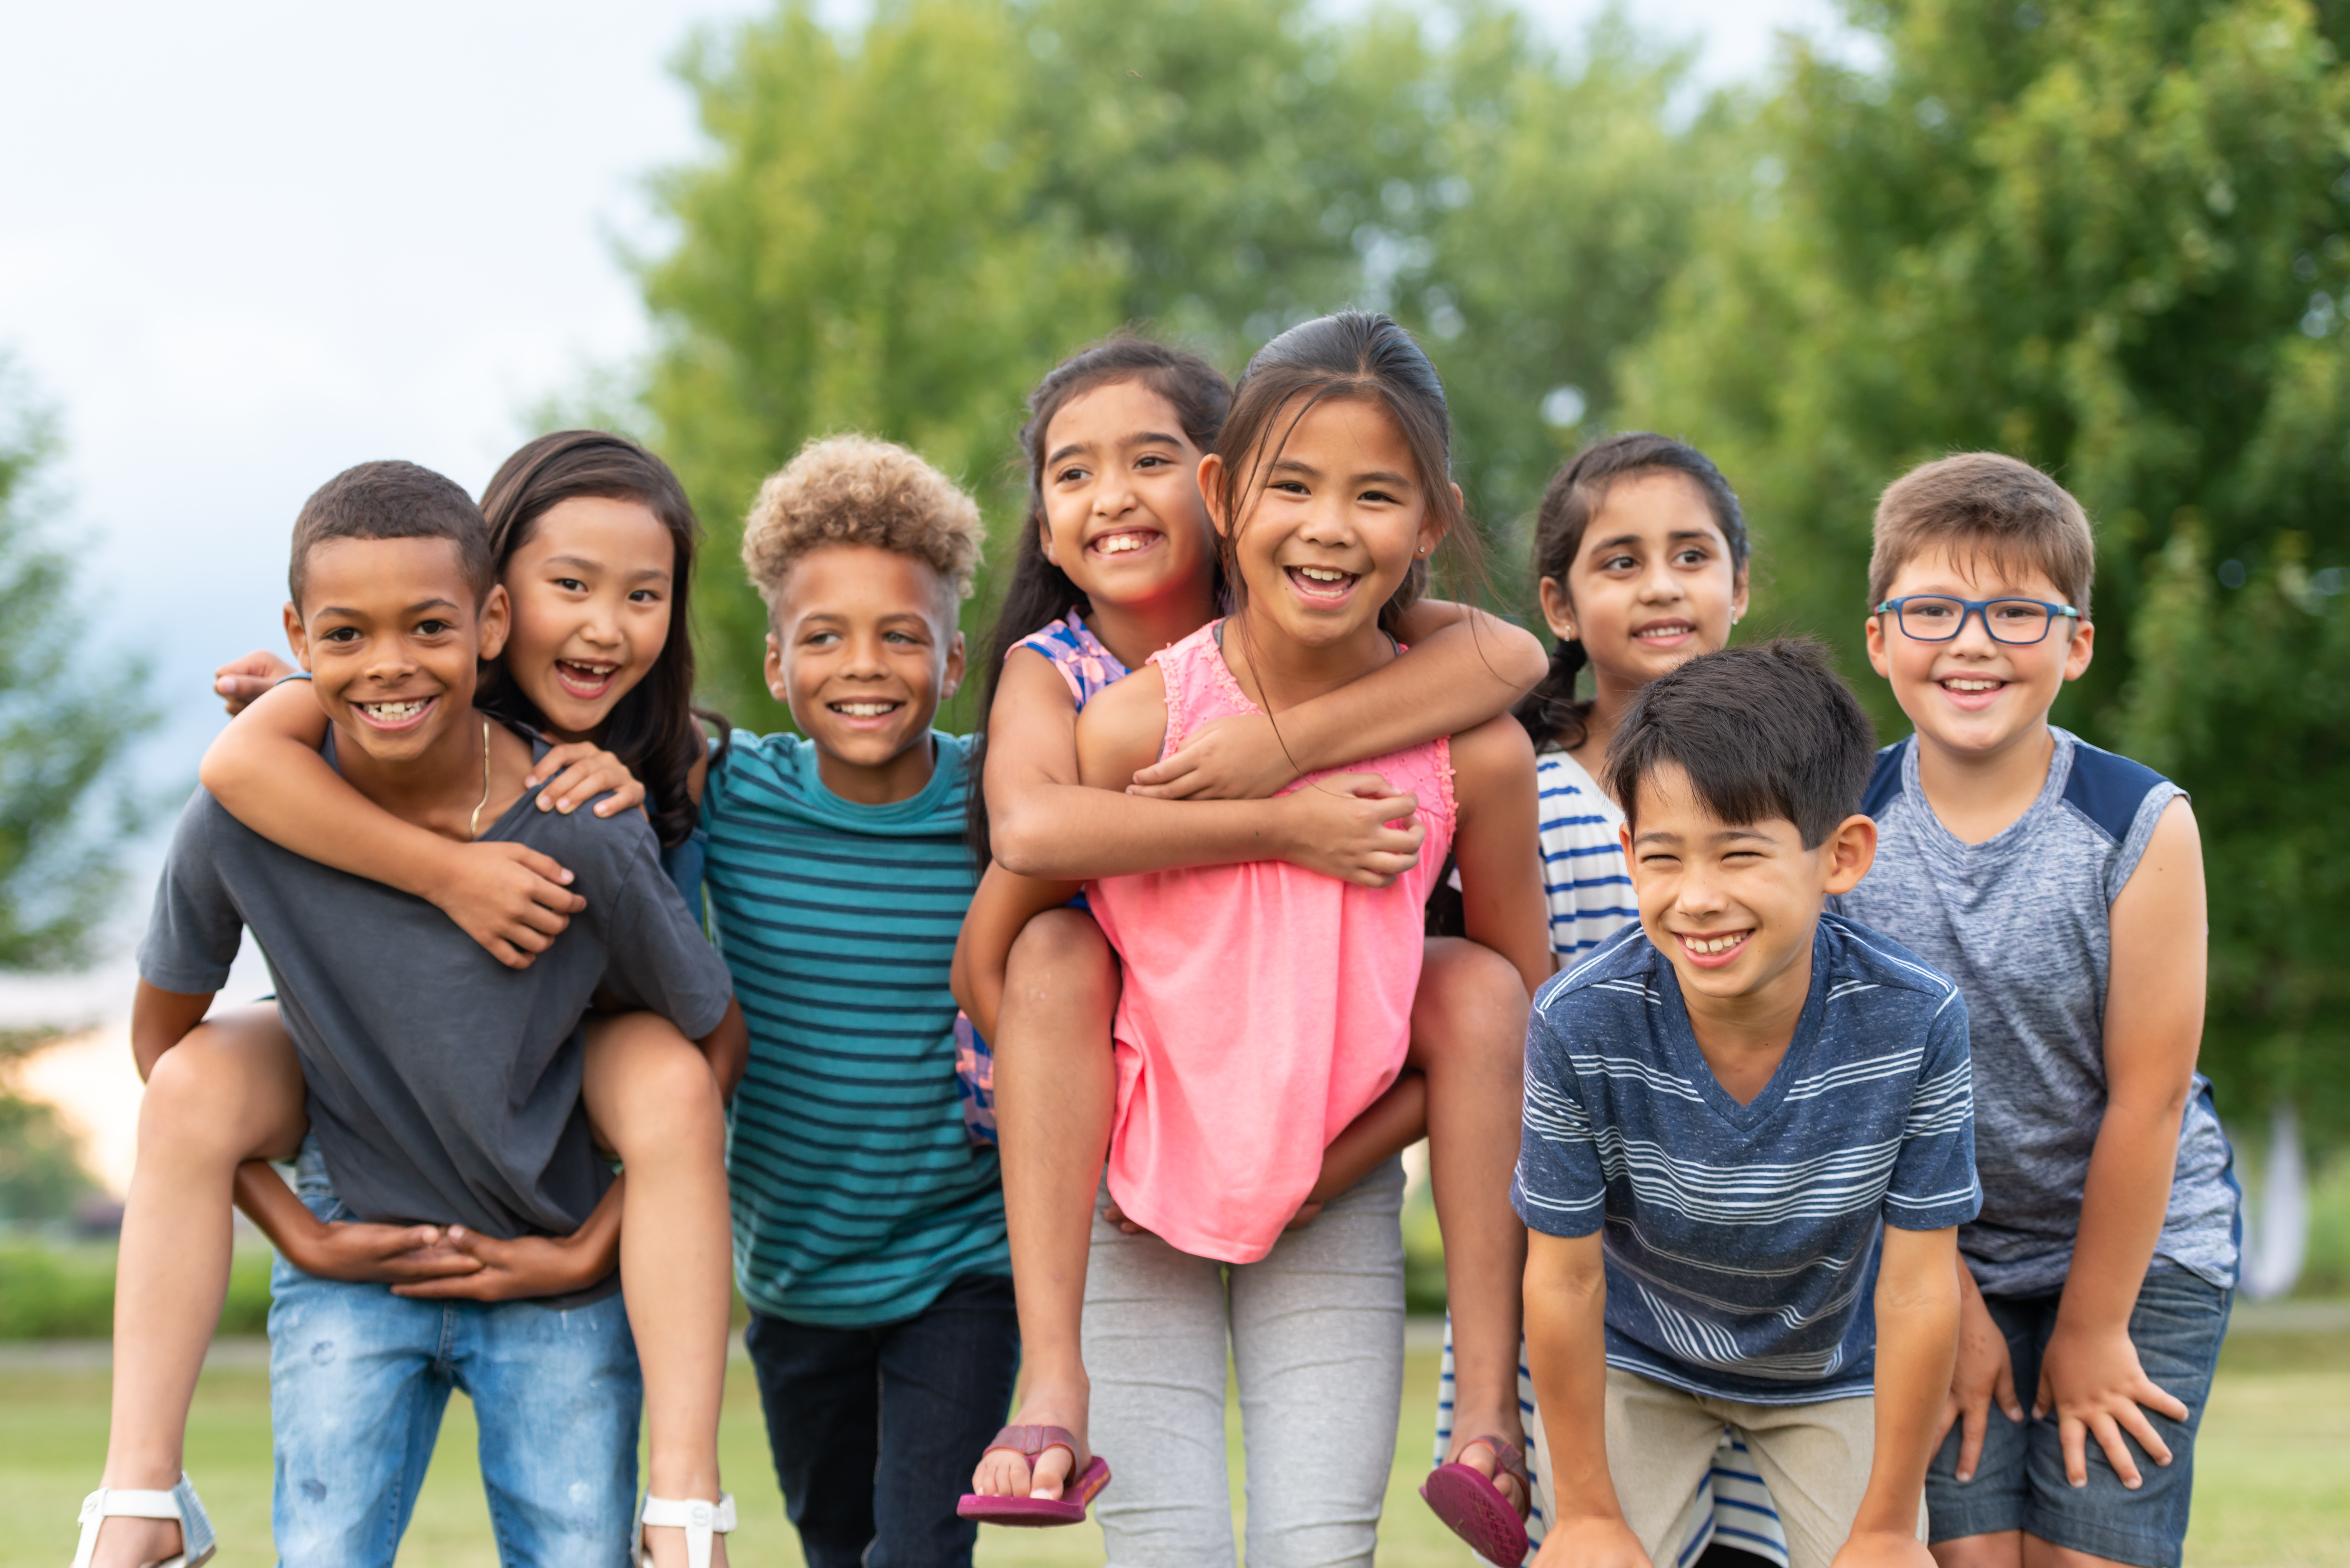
1833,728,2238,1297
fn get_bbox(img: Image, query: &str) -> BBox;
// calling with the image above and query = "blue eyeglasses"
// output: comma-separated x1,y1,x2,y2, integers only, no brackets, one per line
1875,595,2080,645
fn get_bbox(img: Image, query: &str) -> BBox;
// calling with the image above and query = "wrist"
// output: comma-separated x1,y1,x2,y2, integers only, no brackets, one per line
413,836,468,904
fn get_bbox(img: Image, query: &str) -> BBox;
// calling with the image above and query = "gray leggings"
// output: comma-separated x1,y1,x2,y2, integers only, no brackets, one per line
1083,1159,1407,1568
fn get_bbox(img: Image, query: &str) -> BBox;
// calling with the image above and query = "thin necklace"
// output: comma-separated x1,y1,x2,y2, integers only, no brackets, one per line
468,719,492,840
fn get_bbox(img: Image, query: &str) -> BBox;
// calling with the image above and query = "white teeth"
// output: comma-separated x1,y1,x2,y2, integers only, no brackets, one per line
361,699,428,720
834,702,897,717
1298,567,1348,582
1638,625,1693,637
1096,534,1149,554
1687,933,1745,955
1945,679,2001,692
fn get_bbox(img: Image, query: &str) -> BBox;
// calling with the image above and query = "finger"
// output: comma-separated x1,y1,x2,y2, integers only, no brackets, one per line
2033,1365,2053,1422
1126,775,1206,801
2131,1374,2189,1424
1956,1400,1987,1483
589,780,647,817
379,1255,488,1281
2116,1403,2174,1468
2088,1412,2142,1489
513,903,574,938
488,939,536,972
1995,1360,2022,1422
392,1273,506,1300
526,742,598,787
2058,1413,2090,1489
502,846,578,888
499,922,558,954
1129,754,1194,788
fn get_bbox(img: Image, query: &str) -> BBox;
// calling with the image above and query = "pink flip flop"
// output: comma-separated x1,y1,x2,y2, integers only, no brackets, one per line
956,1425,1113,1527
1421,1435,1532,1565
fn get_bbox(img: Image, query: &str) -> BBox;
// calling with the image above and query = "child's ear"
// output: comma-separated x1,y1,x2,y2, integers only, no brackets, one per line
475,584,512,663
1820,812,1878,896
283,602,310,670
1197,453,1231,539
941,628,967,701
1538,576,1576,641
1730,562,1751,627
1863,611,1893,679
1037,519,1059,569
764,631,789,704
2062,617,2095,682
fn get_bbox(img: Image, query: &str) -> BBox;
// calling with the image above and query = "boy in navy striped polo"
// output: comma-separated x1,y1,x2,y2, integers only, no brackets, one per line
1518,640,1979,1568
1843,455,2235,1568
700,436,1012,1568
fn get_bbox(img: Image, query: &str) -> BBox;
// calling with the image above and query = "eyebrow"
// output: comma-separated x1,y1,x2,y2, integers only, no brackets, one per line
542,553,672,582
314,596,460,621
1632,825,1774,846
1267,457,1414,487
1045,429,1185,469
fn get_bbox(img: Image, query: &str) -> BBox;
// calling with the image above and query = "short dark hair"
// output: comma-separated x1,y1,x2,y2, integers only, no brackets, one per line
1606,639,1875,849
289,460,494,611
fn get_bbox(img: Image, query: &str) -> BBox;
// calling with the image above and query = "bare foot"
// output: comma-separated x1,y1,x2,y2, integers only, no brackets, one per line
1446,1422,1530,1516
86,1514,183,1568
969,1385,1090,1501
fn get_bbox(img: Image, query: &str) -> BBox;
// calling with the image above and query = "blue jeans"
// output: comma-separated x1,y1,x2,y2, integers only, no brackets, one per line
743,1273,1021,1568
1925,1266,2232,1568
268,1165,643,1566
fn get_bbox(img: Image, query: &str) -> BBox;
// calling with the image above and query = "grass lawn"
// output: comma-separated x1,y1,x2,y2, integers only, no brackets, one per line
5,1326,2345,1566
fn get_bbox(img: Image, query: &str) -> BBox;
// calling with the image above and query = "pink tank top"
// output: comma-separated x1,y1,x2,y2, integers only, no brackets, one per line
1084,621,1457,1263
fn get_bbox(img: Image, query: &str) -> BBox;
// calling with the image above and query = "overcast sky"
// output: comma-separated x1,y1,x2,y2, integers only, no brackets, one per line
0,0,1845,998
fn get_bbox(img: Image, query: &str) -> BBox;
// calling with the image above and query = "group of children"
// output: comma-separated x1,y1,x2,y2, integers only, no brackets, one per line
66,310,2237,1568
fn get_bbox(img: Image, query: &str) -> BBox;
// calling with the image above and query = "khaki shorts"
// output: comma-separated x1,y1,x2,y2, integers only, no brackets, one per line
1533,1367,1926,1568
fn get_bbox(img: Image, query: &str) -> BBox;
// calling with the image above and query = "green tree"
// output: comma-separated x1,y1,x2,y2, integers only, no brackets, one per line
639,0,1708,710
1619,0,2350,1127
0,362,151,969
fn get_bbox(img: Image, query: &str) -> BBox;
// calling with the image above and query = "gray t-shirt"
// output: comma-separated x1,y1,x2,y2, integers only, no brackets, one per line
139,728,734,1247
1834,728,2238,1296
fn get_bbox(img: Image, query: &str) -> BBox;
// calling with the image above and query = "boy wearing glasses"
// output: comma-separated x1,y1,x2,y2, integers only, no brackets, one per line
1839,453,2237,1568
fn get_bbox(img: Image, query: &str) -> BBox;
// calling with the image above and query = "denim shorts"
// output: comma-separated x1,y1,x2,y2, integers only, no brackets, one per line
1925,1266,2231,1568
268,1148,643,1566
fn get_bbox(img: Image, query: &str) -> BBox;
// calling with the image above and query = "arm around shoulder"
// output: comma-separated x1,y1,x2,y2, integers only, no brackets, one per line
1447,712,1552,994
1073,665,1170,793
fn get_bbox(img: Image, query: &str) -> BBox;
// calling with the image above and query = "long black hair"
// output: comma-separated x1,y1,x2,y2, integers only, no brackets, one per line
1513,432,1749,753
476,430,719,851
964,336,1232,866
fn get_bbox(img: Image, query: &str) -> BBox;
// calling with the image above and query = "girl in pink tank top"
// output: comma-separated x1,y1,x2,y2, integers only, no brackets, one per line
1068,313,1552,1565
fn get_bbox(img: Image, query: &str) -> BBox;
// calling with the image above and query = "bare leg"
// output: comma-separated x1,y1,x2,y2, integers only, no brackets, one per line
581,1013,733,1568
97,1006,307,1568
2024,1533,2137,1568
970,908,1119,1502
1410,937,1532,1507
1935,1533,2025,1568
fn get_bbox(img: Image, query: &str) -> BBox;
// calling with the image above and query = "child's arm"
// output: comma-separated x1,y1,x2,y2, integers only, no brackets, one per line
1448,712,1557,993
200,680,631,970
699,996,749,1099
2039,797,2204,1485
1130,600,1547,799
950,863,1084,1043
1837,1223,1959,1568
1525,1230,1648,1568
1032,659,1427,882
385,1178,627,1302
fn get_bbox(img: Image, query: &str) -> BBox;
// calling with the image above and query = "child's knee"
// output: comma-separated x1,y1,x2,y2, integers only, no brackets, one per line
139,1040,279,1160
1009,909,1116,998
591,1025,723,1153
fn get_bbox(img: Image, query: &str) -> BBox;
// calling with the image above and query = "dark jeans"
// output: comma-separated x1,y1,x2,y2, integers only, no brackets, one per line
744,1274,1021,1568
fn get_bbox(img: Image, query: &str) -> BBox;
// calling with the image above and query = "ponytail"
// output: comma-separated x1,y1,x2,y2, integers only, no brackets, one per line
1515,635,1593,752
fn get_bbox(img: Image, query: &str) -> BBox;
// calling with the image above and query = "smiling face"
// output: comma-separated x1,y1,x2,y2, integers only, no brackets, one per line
285,535,508,767
1624,761,1873,1017
1209,393,1444,656
1864,542,2093,766
765,542,965,804
1539,469,1746,688
499,495,676,742
1037,377,1218,618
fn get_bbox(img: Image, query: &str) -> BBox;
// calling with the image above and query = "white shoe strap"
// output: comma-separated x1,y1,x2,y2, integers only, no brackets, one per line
82,1487,185,1520
640,1493,735,1568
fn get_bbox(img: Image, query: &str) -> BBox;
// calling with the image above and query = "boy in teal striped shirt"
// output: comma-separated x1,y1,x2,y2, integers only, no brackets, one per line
704,436,1009,1568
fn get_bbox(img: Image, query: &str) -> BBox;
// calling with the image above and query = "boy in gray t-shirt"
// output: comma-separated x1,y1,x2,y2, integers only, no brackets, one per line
73,462,743,1568
1843,454,2236,1568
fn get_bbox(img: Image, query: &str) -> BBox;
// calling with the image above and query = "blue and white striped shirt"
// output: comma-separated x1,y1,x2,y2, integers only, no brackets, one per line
704,729,1008,1327
1514,913,1981,1403
1535,748,1636,960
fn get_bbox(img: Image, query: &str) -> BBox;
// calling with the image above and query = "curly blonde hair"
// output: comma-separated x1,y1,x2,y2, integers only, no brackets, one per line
741,434,985,614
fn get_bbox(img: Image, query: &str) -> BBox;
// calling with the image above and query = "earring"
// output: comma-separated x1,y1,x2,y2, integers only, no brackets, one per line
1561,625,1576,640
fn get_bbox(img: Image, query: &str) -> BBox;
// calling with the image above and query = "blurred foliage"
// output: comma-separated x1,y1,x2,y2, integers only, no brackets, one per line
632,0,2349,1126
1621,0,2350,1130
0,1094,94,1225
0,1245,272,1340
0,360,153,969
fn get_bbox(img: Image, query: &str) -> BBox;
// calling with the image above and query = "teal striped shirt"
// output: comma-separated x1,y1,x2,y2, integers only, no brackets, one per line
704,728,1007,1326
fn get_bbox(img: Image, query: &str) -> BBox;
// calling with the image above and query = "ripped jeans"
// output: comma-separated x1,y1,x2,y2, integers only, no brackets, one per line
266,1140,643,1567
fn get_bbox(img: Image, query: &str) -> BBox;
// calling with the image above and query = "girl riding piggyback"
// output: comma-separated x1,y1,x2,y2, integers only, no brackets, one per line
1069,313,1551,1565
